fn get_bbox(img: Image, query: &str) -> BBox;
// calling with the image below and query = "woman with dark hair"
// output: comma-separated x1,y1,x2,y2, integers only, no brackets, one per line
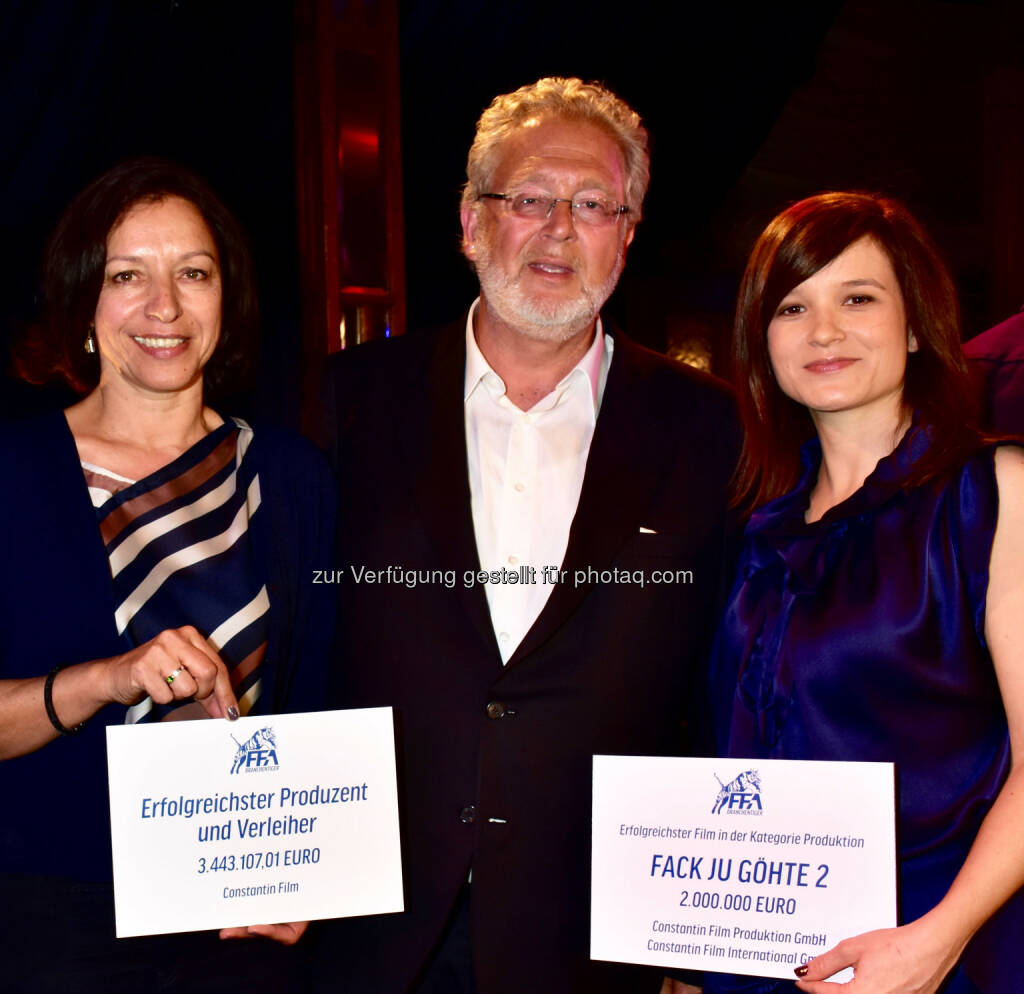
708,192,1024,994
31,156,259,399
0,158,334,992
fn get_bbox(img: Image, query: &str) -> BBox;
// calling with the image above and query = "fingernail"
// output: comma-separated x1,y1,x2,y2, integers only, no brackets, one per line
794,965,808,978
227,706,240,721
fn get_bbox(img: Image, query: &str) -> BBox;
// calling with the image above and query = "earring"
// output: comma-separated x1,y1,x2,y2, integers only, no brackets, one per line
85,326,97,354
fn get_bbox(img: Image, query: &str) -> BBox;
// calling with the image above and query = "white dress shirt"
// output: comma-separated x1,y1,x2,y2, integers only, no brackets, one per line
464,299,613,663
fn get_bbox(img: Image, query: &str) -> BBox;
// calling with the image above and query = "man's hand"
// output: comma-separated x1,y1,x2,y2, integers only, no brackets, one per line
660,980,701,994
219,921,309,945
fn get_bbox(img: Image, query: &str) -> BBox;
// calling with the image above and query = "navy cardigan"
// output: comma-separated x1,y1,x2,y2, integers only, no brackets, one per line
0,413,335,881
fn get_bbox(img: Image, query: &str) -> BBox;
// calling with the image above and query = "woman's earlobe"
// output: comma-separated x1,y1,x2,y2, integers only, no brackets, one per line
908,329,919,353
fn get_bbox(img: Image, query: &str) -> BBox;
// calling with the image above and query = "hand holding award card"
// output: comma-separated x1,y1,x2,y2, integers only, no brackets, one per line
106,708,403,937
591,756,896,981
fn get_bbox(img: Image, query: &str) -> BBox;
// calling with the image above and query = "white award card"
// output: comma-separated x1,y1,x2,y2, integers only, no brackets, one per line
592,755,896,980
107,707,403,937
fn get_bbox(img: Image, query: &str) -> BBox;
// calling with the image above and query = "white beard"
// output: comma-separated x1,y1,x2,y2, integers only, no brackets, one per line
473,232,627,344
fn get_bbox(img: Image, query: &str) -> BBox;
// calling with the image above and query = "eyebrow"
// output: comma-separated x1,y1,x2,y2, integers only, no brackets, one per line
507,170,615,193
105,250,218,264
840,278,887,289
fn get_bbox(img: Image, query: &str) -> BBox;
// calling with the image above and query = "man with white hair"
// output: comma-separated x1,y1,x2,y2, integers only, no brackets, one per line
315,77,737,994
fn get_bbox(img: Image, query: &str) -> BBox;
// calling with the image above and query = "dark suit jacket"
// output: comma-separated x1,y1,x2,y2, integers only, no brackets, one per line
315,319,740,994
964,310,1024,432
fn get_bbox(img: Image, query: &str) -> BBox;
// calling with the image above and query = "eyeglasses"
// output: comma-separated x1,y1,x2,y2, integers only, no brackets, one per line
477,192,630,227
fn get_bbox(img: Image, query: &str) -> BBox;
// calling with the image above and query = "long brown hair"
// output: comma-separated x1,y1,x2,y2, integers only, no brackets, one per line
732,191,980,510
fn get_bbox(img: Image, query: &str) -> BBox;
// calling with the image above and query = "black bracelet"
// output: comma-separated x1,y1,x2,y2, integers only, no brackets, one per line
44,666,86,736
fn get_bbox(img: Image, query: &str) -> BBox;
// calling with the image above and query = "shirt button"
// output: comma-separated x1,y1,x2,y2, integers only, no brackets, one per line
514,482,526,492
486,701,506,719
459,805,476,824
498,632,510,642
508,555,519,565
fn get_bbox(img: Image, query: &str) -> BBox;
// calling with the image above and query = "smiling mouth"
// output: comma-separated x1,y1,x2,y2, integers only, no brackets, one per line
528,260,575,275
133,336,186,348
805,357,857,372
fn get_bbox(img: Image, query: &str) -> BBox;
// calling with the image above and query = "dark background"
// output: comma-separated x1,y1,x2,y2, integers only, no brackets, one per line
3,0,1022,424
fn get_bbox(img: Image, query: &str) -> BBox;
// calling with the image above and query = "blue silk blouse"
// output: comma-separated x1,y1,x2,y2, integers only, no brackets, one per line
707,424,1018,994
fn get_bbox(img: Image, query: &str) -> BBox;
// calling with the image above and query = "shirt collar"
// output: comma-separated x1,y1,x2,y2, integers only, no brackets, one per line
463,297,612,414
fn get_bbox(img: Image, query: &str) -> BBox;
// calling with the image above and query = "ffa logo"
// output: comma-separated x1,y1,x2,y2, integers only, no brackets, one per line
712,769,763,815
230,726,279,774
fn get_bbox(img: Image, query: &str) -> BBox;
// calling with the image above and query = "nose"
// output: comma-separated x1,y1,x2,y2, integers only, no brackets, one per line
146,274,182,323
807,311,844,346
541,197,576,239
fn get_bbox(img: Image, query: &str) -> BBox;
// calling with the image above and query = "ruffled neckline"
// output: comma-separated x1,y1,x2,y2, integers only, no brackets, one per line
748,418,933,543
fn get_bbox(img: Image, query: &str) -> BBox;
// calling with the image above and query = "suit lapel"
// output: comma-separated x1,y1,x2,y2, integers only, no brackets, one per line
400,321,500,660
507,331,661,665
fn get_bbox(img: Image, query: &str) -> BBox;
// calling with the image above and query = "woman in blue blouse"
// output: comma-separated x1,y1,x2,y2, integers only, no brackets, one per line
708,193,1024,994
0,159,333,992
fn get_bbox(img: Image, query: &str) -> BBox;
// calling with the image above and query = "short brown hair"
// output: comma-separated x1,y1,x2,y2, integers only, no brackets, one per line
25,157,257,398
